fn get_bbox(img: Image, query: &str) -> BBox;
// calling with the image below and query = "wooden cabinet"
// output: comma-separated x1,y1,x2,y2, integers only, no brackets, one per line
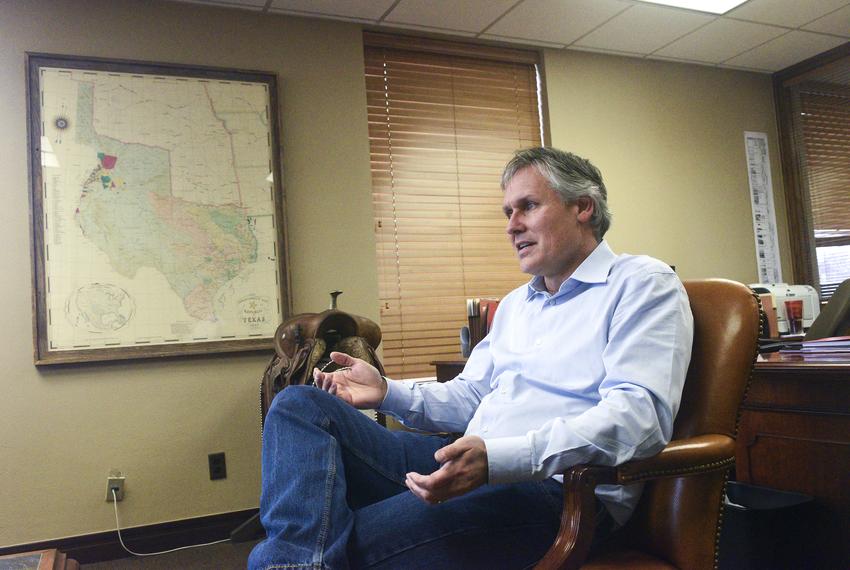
736,354,850,569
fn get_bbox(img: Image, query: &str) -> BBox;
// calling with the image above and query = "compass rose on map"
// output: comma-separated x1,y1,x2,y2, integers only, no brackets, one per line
51,105,71,147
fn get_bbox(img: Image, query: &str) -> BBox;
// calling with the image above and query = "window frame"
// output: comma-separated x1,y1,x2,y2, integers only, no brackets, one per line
363,32,550,378
774,41,850,298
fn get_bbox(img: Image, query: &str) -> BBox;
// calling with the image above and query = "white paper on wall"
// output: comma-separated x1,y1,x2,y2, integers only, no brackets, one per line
744,131,783,284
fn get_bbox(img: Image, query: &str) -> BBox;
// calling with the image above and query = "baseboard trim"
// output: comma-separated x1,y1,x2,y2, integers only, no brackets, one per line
0,508,259,564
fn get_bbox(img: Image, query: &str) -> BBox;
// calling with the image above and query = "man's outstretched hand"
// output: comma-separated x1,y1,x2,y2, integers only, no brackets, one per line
405,436,488,504
313,351,388,409
316,358,489,503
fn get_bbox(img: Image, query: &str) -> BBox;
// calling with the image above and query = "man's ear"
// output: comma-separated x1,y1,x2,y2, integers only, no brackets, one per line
575,196,594,223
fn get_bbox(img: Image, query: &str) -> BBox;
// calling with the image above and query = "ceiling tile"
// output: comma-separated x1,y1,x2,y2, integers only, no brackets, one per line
177,0,267,8
485,0,630,45
724,29,847,71
575,4,714,54
803,4,850,37
725,0,848,28
568,44,650,58
654,18,786,62
216,0,266,6
385,0,517,33
268,0,396,21
478,33,565,48
649,54,718,67
163,0,846,71
719,63,774,73
380,22,477,37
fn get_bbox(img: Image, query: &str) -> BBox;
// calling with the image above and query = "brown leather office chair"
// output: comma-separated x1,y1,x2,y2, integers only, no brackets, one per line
535,279,761,570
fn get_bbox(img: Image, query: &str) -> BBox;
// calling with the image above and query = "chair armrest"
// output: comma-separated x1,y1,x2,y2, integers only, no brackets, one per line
615,433,736,484
534,434,736,570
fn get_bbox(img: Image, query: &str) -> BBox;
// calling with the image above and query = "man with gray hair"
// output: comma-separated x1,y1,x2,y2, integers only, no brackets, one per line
250,147,693,569
502,147,612,240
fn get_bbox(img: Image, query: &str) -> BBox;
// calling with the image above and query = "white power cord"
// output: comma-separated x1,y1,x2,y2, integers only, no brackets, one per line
111,488,231,557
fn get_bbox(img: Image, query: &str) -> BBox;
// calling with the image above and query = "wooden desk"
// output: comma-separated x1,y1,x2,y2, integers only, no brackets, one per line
434,354,850,566
432,360,465,382
736,352,850,568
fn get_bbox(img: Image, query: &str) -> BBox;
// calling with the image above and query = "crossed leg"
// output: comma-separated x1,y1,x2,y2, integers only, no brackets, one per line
248,386,562,570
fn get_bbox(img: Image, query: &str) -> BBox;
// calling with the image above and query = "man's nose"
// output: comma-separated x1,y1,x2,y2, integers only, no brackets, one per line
506,212,523,235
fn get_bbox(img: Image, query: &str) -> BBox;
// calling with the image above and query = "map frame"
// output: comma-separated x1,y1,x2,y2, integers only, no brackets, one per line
26,53,291,365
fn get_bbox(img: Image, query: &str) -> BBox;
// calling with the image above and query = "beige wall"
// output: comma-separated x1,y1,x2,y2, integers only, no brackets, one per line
0,0,377,546
544,49,790,280
0,0,787,548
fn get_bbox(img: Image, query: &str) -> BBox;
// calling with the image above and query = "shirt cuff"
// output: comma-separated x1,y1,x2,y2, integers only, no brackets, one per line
484,435,533,484
378,377,414,416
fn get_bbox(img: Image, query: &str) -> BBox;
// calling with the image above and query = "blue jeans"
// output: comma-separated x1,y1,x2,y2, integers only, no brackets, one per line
247,386,567,570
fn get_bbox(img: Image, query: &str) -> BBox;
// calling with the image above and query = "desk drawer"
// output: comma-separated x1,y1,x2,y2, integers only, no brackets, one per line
745,370,850,414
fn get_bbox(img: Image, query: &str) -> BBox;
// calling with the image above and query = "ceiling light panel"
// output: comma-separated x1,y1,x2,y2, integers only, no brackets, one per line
634,0,747,14
726,0,849,29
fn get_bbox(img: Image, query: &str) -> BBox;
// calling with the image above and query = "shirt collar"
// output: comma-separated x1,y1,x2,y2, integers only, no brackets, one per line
526,240,616,298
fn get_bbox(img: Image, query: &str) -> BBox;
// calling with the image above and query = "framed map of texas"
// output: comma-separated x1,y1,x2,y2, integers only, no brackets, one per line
27,53,289,364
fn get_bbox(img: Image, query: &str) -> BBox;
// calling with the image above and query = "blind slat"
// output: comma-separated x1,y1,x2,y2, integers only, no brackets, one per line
788,66,850,297
365,36,541,378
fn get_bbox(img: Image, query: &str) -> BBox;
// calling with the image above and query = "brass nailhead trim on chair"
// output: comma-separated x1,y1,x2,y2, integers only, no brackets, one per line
711,288,762,570
619,456,736,484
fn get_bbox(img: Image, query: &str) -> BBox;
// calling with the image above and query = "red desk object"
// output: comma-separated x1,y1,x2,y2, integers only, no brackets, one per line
736,352,850,568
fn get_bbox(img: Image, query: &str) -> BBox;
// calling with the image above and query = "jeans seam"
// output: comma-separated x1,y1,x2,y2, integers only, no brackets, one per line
335,420,445,487
311,388,411,487
342,440,409,486
315,415,335,567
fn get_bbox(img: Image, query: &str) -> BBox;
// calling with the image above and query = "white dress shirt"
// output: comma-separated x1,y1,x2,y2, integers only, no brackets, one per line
380,241,694,524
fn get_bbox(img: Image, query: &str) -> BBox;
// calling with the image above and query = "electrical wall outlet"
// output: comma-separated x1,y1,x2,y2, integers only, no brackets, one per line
106,470,125,502
208,452,227,480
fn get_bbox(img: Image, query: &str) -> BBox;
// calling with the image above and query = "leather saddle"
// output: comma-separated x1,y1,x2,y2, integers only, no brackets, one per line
260,308,386,423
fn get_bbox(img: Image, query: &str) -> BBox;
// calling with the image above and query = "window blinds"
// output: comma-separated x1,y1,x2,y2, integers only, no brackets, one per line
364,33,542,378
786,55,850,299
